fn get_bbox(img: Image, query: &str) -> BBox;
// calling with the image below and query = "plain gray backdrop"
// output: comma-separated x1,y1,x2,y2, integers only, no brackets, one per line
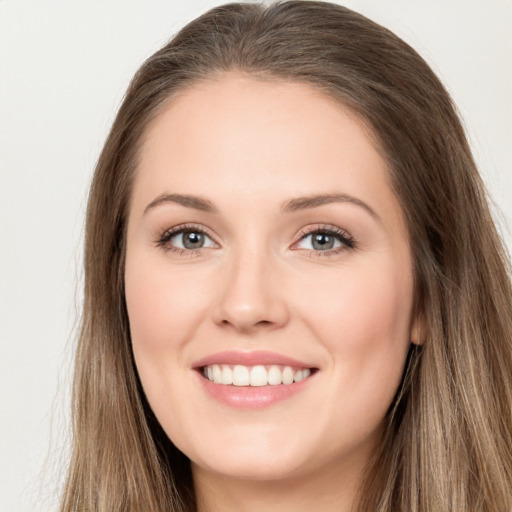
1,1,511,510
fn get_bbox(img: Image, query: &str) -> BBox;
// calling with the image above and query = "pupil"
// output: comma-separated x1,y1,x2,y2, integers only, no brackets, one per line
183,231,204,249
312,233,334,250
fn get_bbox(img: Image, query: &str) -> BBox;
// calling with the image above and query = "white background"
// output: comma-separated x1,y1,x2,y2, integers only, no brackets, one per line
0,1,510,511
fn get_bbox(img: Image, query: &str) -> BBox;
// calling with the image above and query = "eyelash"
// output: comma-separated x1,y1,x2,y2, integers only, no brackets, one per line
156,223,356,257
156,223,216,256
294,224,356,257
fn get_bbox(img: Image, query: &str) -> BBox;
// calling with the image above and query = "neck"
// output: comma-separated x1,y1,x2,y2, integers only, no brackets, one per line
192,459,365,512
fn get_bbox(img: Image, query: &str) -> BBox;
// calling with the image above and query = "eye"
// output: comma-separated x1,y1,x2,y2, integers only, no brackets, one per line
172,230,215,249
297,232,342,251
294,226,355,253
158,225,217,252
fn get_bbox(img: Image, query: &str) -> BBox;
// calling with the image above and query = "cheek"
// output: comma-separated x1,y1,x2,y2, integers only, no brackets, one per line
124,253,216,438
309,255,413,348
293,259,413,456
125,256,202,343
299,256,413,399
124,254,210,369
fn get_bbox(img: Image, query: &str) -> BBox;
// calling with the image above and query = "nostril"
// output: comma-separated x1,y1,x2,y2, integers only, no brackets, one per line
218,317,281,332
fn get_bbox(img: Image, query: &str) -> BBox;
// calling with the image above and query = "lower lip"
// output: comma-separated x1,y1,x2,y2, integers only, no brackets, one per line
195,371,316,409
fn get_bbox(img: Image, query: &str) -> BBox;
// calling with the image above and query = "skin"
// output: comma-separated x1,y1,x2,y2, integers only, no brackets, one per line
125,74,417,512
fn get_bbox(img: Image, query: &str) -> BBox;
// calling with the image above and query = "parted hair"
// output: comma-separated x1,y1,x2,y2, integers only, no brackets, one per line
61,2,512,511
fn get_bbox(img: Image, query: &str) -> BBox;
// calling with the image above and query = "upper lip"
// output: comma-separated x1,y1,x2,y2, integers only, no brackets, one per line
192,350,316,369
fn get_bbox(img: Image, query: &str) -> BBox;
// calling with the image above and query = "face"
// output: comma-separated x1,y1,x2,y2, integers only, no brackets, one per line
125,75,416,484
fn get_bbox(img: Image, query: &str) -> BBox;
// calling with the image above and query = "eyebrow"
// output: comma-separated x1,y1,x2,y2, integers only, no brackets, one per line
144,193,218,214
282,193,378,219
144,192,378,219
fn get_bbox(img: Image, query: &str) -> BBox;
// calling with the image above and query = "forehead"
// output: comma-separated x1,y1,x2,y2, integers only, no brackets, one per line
140,74,381,166
132,74,402,227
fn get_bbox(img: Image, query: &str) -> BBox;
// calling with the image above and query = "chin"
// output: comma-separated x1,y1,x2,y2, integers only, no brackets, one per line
187,435,314,482
195,455,309,482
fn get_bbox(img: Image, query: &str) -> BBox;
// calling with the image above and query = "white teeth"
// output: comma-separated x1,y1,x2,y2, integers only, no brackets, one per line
212,364,222,384
203,364,313,386
294,369,304,382
221,366,233,385
249,365,267,386
268,365,282,385
282,366,294,385
293,369,311,382
232,365,250,386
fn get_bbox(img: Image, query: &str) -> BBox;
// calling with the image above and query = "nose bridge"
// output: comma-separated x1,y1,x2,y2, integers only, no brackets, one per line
214,238,288,332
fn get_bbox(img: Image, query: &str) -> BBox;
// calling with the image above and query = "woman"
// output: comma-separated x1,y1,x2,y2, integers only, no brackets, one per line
61,1,512,511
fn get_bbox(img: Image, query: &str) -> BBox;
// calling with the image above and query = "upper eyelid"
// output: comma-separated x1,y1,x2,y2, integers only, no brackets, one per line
292,224,356,251
162,223,214,237
157,223,354,249
158,223,218,246
295,224,352,239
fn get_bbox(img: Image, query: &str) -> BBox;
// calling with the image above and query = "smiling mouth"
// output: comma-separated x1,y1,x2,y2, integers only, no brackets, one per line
200,364,317,387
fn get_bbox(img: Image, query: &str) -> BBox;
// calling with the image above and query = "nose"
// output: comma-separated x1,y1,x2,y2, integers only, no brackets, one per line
212,247,290,333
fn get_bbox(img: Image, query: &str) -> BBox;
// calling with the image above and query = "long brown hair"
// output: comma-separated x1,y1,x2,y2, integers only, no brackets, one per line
61,2,512,510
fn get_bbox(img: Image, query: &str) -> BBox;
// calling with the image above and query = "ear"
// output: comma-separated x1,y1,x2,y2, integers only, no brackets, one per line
410,315,425,346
